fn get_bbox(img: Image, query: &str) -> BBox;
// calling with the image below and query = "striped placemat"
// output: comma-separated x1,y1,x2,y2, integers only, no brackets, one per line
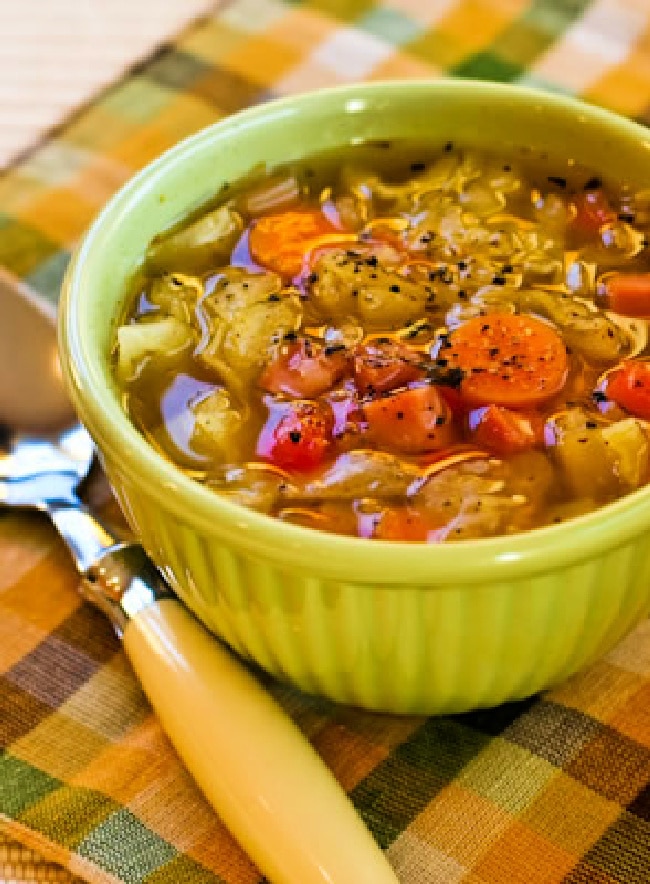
3,1,650,883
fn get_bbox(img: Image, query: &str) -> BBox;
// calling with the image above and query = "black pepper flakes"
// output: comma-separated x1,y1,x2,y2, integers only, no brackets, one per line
584,176,602,191
548,176,567,189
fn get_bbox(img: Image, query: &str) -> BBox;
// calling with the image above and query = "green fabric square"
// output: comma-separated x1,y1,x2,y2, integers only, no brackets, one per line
19,785,117,848
359,6,422,46
145,854,224,884
305,0,375,23
0,754,61,817
525,0,591,38
458,738,556,815
492,20,553,67
352,718,490,848
79,808,177,883
0,214,58,277
453,51,523,83
26,250,71,305
102,76,175,124
404,31,464,70
147,49,211,92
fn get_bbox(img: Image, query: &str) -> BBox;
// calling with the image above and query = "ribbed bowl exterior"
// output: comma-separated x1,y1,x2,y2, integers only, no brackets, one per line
60,82,650,716
105,456,650,714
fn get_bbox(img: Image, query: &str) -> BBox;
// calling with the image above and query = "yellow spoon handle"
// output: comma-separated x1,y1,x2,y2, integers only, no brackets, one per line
124,598,399,884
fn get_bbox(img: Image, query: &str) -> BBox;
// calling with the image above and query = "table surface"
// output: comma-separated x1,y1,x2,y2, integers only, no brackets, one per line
0,0,215,168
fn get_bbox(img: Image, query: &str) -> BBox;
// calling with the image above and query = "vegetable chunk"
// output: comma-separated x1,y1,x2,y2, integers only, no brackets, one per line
446,313,568,408
147,206,243,274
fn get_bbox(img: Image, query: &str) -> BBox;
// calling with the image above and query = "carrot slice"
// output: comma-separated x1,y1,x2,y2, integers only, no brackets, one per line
446,314,568,408
600,273,650,318
606,360,650,419
249,209,339,278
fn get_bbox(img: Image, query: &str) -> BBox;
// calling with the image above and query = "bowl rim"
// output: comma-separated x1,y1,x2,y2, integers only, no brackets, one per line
59,78,650,585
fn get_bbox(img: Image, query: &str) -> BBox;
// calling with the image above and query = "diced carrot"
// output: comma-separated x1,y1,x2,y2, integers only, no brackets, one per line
353,339,424,394
249,209,340,278
259,338,349,398
600,273,650,318
374,506,439,542
605,360,650,420
468,405,544,456
363,384,454,454
446,314,568,408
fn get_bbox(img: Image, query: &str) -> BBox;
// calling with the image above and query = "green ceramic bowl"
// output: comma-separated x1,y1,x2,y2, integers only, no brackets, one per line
59,80,650,714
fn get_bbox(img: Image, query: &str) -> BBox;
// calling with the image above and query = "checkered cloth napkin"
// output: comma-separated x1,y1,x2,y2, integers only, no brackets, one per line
4,1,650,882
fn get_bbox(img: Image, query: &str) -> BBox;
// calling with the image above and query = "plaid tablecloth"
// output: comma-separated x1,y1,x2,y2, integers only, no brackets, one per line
3,1,650,882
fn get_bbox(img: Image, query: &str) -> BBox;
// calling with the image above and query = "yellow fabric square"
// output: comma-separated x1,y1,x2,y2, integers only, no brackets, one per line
521,770,620,855
435,0,520,51
587,50,650,118
223,34,301,85
19,187,97,245
609,681,650,746
0,610,46,674
12,711,110,782
412,782,511,866
473,819,575,884
109,95,218,168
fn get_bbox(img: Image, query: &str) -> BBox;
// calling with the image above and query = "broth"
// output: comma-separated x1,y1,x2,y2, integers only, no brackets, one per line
113,141,650,541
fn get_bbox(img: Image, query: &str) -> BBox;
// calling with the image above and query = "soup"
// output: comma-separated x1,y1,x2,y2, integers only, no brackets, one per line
113,142,650,542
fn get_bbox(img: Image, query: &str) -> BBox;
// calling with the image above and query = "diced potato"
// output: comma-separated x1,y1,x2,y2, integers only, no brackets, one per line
149,273,203,322
195,268,302,381
116,317,192,381
520,290,626,362
415,452,554,539
312,250,427,327
220,296,302,374
601,418,649,488
548,410,648,499
192,389,245,461
287,450,421,501
146,206,243,274
202,268,283,324
207,465,287,513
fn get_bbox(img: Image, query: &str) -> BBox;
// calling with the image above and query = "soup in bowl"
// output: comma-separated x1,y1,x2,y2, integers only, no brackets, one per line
59,81,650,713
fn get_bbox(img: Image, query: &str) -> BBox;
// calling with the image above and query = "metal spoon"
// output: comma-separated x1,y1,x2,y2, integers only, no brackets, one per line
0,268,399,884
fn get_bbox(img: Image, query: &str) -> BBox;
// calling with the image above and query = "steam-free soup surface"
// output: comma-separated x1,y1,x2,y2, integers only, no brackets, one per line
113,141,650,541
